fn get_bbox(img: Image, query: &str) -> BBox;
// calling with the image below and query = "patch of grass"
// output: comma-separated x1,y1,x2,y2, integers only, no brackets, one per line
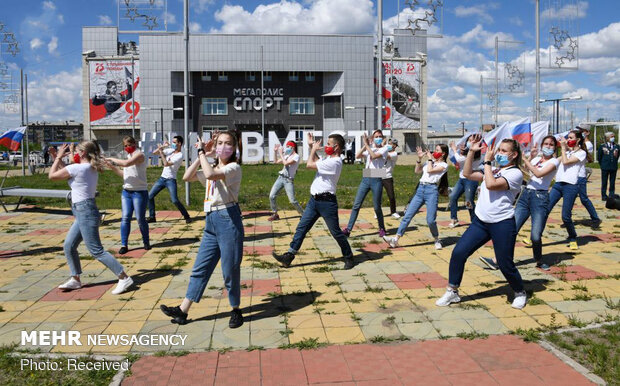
364,285,384,293
378,303,387,309
249,259,279,269
350,313,362,322
347,298,362,304
217,347,233,354
367,239,381,244
325,281,340,287
279,337,327,350
246,345,265,352
571,292,594,301
513,328,542,342
567,316,588,328
456,331,489,340
571,283,588,292
350,241,365,248
528,295,546,306
456,303,489,311
479,282,494,288
155,264,174,271
279,328,293,337
384,315,396,325
603,293,620,310
310,265,335,273
369,335,410,344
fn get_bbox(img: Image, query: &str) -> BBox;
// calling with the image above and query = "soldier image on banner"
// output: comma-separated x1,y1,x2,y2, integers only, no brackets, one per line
382,61,421,130
89,60,140,126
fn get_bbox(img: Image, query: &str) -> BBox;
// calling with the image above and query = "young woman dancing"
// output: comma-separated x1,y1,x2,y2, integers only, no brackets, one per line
436,136,527,309
384,144,449,250
448,136,481,227
268,141,304,221
49,142,133,294
160,131,245,328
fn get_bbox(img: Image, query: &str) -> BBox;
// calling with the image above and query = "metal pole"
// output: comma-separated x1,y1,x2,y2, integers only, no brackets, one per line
377,0,383,133
494,36,499,128
183,0,190,205
131,56,135,139
364,106,367,132
390,58,394,131
260,45,265,163
25,73,29,171
479,75,483,131
160,108,164,141
20,69,25,176
555,100,559,134
535,0,540,121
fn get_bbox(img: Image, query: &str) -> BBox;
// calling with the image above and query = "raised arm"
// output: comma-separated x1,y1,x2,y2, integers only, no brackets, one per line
463,134,484,183
48,144,71,181
306,138,322,170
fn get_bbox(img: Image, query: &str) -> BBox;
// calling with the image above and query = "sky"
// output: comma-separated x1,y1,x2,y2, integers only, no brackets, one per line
0,0,619,132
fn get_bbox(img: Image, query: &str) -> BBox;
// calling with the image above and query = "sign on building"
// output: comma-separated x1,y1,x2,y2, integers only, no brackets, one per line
89,60,140,126
382,61,421,130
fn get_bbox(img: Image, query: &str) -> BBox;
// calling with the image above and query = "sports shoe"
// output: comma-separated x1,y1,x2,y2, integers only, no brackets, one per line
111,276,134,295
184,216,192,224
383,236,398,248
160,304,188,325
58,278,82,290
144,244,151,251
479,256,499,270
267,213,280,222
512,291,527,309
569,241,579,250
343,255,355,270
589,219,602,228
536,262,551,271
434,240,443,250
391,212,401,219
341,227,351,237
229,308,244,328
435,288,461,307
273,252,295,268
374,213,377,219
146,217,156,223
521,237,532,246
118,246,129,255
449,221,459,228
379,229,386,237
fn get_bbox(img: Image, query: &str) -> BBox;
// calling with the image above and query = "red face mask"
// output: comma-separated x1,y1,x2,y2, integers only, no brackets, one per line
324,146,335,155
432,151,443,160
125,146,136,154
567,139,577,148
73,153,81,164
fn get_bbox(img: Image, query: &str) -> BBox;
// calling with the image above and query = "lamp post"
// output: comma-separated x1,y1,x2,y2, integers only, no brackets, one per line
459,121,465,136
345,105,369,133
539,96,582,133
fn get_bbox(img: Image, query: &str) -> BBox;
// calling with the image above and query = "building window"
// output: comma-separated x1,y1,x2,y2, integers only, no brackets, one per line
245,72,256,81
323,95,342,119
173,95,192,119
264,71,272,81
305,72,315,81
289,98,314,115
218,71,228,81
201,71,211,81
289,72,299,81
289,126,314,142
202,98,228,115
202,125,228,134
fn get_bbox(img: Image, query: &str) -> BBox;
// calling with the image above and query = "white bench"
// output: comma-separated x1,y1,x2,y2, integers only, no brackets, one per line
0,186,72,211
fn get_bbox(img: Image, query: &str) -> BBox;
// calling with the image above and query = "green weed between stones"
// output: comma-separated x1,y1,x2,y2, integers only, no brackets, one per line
279,338,327,350
456,331,489,340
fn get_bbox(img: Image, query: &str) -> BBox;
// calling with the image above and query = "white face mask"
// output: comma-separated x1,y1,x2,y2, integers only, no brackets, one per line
610,137,615,143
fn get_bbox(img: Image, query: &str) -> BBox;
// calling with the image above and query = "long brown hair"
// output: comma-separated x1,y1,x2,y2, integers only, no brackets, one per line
77,141,105,172
214,130,242,166
570,130,591,162
437,144,449,196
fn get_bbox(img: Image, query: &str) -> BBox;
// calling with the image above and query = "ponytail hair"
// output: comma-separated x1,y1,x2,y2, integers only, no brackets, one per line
570,130,592,162
77,141,105,172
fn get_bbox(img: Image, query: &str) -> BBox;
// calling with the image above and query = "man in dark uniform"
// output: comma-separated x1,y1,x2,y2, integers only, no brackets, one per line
92,79,133,116
598,131,619,200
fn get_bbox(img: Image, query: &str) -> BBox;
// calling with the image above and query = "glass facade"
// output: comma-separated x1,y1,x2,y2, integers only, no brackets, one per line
289,98,314,115
202,98,228,115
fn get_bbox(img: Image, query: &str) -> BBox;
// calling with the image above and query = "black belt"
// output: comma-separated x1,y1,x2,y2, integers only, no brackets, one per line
313,192,337,201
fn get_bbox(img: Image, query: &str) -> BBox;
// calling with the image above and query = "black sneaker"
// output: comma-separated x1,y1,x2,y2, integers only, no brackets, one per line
118,246,129,255
160,305,188,325
184,216,192,224
146,217,156,223
273,252,295,268
343,255,355,270
589,219,602,228
229,308,244,329
144,244,151,251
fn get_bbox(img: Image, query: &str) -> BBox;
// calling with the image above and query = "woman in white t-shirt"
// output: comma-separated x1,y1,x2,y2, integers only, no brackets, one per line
384,144,449,250
106,136,150,255
268,140,304,221
49,142,133,295
448,136,481,227
381,138,400,218
436,136,527,309
547,130,588,250
160,131,245,329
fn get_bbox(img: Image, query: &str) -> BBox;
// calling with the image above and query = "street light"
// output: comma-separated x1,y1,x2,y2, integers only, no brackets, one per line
539,95,582,133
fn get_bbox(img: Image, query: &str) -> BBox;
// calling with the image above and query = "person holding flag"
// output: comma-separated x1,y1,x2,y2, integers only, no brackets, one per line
448,136,481,227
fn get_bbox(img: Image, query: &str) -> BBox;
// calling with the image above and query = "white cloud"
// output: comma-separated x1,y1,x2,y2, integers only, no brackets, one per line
458,24,515,50
509,16,523,26
454,3,499,24
541,80,575,93
211,0,375,34
47,36,58,55
163,12,176,25
25,68,83,123
189,22,202,33
601,69,620,88
562,88,620,102
42,1,55,10
541,1,587,20
57,14,64,24
30,38,44,50
195,0,216,14
98,15,113,26
577,22,620,59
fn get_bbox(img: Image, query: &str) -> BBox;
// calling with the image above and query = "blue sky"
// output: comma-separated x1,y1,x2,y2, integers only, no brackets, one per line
1,0,619,131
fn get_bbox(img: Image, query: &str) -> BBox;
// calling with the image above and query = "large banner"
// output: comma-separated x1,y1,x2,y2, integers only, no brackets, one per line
89,60,140,126
382,61,421,130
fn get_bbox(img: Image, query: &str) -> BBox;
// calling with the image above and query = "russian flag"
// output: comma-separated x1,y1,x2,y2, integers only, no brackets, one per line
448,147,459,170
0,126,26,151
512,121,532,147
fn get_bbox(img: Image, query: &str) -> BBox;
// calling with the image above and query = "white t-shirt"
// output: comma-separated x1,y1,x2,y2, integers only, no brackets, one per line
279,152,300,179
454,152,482,179
196,162,242,212
527,157,559,191
161,148,184,179
66,163,98,204
383,151,398,179
419,161,448,184
475,167,523,223
123,151,148,191
363,146,389,169
586,141,593,153
310,156,342,195
556,149,586,184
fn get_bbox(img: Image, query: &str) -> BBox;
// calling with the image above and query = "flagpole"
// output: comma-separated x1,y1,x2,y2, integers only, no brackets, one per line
25,73,29,174
20,69,25,176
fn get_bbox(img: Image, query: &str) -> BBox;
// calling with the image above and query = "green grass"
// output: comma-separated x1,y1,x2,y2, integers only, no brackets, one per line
279,337,327,350
1,164,459,211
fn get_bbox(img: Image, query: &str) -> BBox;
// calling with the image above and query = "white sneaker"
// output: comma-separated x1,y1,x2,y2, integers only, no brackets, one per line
449,221,459,228
391,212,401,219
512,291,527,309
374,213,378,219
383,236,398,248
436,288,461,307
434,240,443,250
58,278,82,290
111,276,134,295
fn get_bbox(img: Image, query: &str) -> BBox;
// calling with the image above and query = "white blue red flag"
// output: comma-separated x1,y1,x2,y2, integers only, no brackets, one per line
0,126,26,151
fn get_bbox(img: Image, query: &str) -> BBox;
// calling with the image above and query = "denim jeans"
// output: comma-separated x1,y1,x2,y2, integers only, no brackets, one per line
186,204,244,307
121,189,149,247
449,216,524,292
548,182,579,240
449,178,478,221
269,175,304,214
64,198,124,277
147,177,190,219
397,184,439,238
601,169,617,198
577,177,600,221
515,189,550,262
382,178,397,214
347,177,384,231
289,196,352,257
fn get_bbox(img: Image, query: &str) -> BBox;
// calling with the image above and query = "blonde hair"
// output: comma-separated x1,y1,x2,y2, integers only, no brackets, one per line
123,136,137,146
77,141,105,172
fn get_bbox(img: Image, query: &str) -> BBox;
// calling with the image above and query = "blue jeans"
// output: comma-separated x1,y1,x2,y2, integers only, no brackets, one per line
397,184,439,238
515,189,550,262
186,204,244,307
449,216,524,292
548,182,579,241
601,169,617,198
121,189,150,247
577,177,600,221
269,175,304,214
147,177,190,219
347,177,384,231
449,178,478,221
64,199,124,277
290,196,352,257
